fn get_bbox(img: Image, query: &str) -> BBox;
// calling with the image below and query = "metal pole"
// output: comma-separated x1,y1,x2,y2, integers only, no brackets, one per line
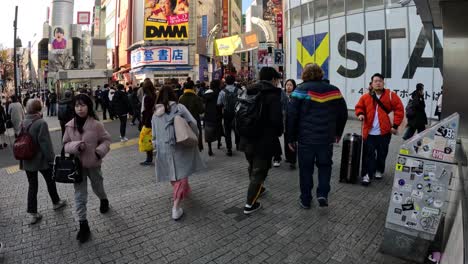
13,6,18,98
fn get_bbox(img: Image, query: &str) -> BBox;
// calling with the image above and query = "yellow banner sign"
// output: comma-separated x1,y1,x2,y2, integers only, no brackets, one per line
215,35,242,56
144,0,189,40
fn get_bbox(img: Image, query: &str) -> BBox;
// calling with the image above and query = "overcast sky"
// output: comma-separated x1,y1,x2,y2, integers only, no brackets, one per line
0,0,94,49
0,0,252,48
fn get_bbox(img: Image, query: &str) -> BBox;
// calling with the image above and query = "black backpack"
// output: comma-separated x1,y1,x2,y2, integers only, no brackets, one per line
58,102,73,121
234,90,263,139
405,99,416,119
223,87,239,117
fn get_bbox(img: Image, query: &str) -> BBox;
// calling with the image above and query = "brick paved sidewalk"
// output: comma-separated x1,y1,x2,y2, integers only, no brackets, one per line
0,120,414,264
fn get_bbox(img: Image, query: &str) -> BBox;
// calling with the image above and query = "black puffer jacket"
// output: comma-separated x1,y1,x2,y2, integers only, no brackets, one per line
287,80,348,145
203,89,222,124
239,81,284,158
407,91,428,129
111,90,131,116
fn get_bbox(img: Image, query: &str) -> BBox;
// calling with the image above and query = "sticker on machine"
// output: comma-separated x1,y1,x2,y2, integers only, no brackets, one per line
422,207,440,216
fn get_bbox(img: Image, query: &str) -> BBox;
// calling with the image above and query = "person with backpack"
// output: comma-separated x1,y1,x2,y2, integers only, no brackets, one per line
57,90,75,136
152,85,205,220
179,80,205,151
288,64,348,208
403,83,428,140
63,94,112,243
8,95,24,138
18,99,67,225
48,90,58,116
236,67,284,215
355,73,404,185
111,84,131,142
217,75,242,156
139,79,157,166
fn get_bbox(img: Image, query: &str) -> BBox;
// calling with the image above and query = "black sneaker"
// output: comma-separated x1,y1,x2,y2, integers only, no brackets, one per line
299,200,311,209
226,150,233,156
140,161,153,166
317,197,328,207
243,202,262,215
76,220,91,243
208,150,214,156
289,163,296,170
100,199,109,213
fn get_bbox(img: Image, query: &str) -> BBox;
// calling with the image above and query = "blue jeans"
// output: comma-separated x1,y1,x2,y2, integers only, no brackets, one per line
298,144,334,205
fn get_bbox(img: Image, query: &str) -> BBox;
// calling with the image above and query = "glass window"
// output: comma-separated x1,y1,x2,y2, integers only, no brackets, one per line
365,0,383,10
291,6,302,28
329,0,344,16
315,0,328,20
346,0,363,13
302,2,314,24
386,0,402,7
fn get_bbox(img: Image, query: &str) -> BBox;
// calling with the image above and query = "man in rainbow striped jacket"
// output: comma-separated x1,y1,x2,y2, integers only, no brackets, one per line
287,63,348,209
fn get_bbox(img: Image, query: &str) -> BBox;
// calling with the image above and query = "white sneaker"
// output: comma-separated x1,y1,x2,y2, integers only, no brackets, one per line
362,174,371,186
375,171,384,179
0,242,4,254
273,161,281,167
28,213,42,225
120,137,129,142
53,199,67,210
172,207,184,221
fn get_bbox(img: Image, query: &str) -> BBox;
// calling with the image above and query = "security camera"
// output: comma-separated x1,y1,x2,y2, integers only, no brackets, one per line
399,0,411,6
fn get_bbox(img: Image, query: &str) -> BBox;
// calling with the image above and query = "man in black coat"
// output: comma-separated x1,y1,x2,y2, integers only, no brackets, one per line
288,63,348,208
239,67,284,215
111,84,131,141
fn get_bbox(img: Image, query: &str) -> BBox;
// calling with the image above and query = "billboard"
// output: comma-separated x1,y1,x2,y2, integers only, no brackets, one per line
214,32,259,56
289,6,443,116
131,46,189,68
144,0,189,40
48,25,72,72
263,0,282,24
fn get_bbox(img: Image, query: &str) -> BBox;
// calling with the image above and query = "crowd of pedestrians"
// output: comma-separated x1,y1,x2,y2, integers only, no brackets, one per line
0,63,445,247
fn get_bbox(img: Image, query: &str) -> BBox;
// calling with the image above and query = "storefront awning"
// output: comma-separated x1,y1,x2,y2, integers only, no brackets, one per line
130,66,193,75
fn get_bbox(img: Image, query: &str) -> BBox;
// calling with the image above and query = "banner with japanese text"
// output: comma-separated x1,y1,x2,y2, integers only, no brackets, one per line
131,46,189,68
144,0,189,40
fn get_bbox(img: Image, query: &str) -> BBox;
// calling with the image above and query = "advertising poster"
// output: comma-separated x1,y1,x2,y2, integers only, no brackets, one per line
144,0,189,40
214,32,259,56
263,0,282,24
48,25,72,72
258,49,273,67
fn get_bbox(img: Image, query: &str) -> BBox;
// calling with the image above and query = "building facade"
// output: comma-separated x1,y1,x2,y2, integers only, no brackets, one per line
284,0,443,116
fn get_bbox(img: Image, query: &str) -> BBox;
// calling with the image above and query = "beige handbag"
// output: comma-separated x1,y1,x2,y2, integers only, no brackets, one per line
174,115,198,147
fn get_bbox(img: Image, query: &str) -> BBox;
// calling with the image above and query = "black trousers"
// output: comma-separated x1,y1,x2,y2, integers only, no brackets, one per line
102,104,109,120
284,135,297,164
197,120,203,151
119,115,127,138
26,168,60,214
362,134,391,178
273,137,282,161
223,116,239,151
95,99,101,111
403,125,425,140
60,120,67,138
245,151,271,205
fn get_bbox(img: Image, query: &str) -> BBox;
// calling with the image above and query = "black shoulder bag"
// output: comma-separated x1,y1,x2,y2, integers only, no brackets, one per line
53,147,83,184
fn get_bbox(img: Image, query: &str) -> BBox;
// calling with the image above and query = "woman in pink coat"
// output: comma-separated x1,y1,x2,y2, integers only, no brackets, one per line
63,94,111,243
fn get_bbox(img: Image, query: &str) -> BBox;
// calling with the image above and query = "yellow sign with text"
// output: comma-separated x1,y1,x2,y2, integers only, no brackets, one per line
144,0,189,40
215,35,242,56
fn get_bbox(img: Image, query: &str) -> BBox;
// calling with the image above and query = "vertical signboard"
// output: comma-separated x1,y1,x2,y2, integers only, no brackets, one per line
263,0,282,24
201,15,208,38
118,0,129,65
144,0,189,40
222,0,229,37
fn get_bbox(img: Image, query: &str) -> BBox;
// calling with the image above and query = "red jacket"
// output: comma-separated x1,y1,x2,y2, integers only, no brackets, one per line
355,89,404,139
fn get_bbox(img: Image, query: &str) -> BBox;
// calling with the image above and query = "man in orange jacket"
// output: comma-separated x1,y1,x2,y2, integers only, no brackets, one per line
355,73,404,185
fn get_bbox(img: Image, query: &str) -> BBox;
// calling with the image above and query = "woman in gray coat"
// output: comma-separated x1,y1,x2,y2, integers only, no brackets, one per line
19,99,66,224
8,95,24,137
152,85,205,220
